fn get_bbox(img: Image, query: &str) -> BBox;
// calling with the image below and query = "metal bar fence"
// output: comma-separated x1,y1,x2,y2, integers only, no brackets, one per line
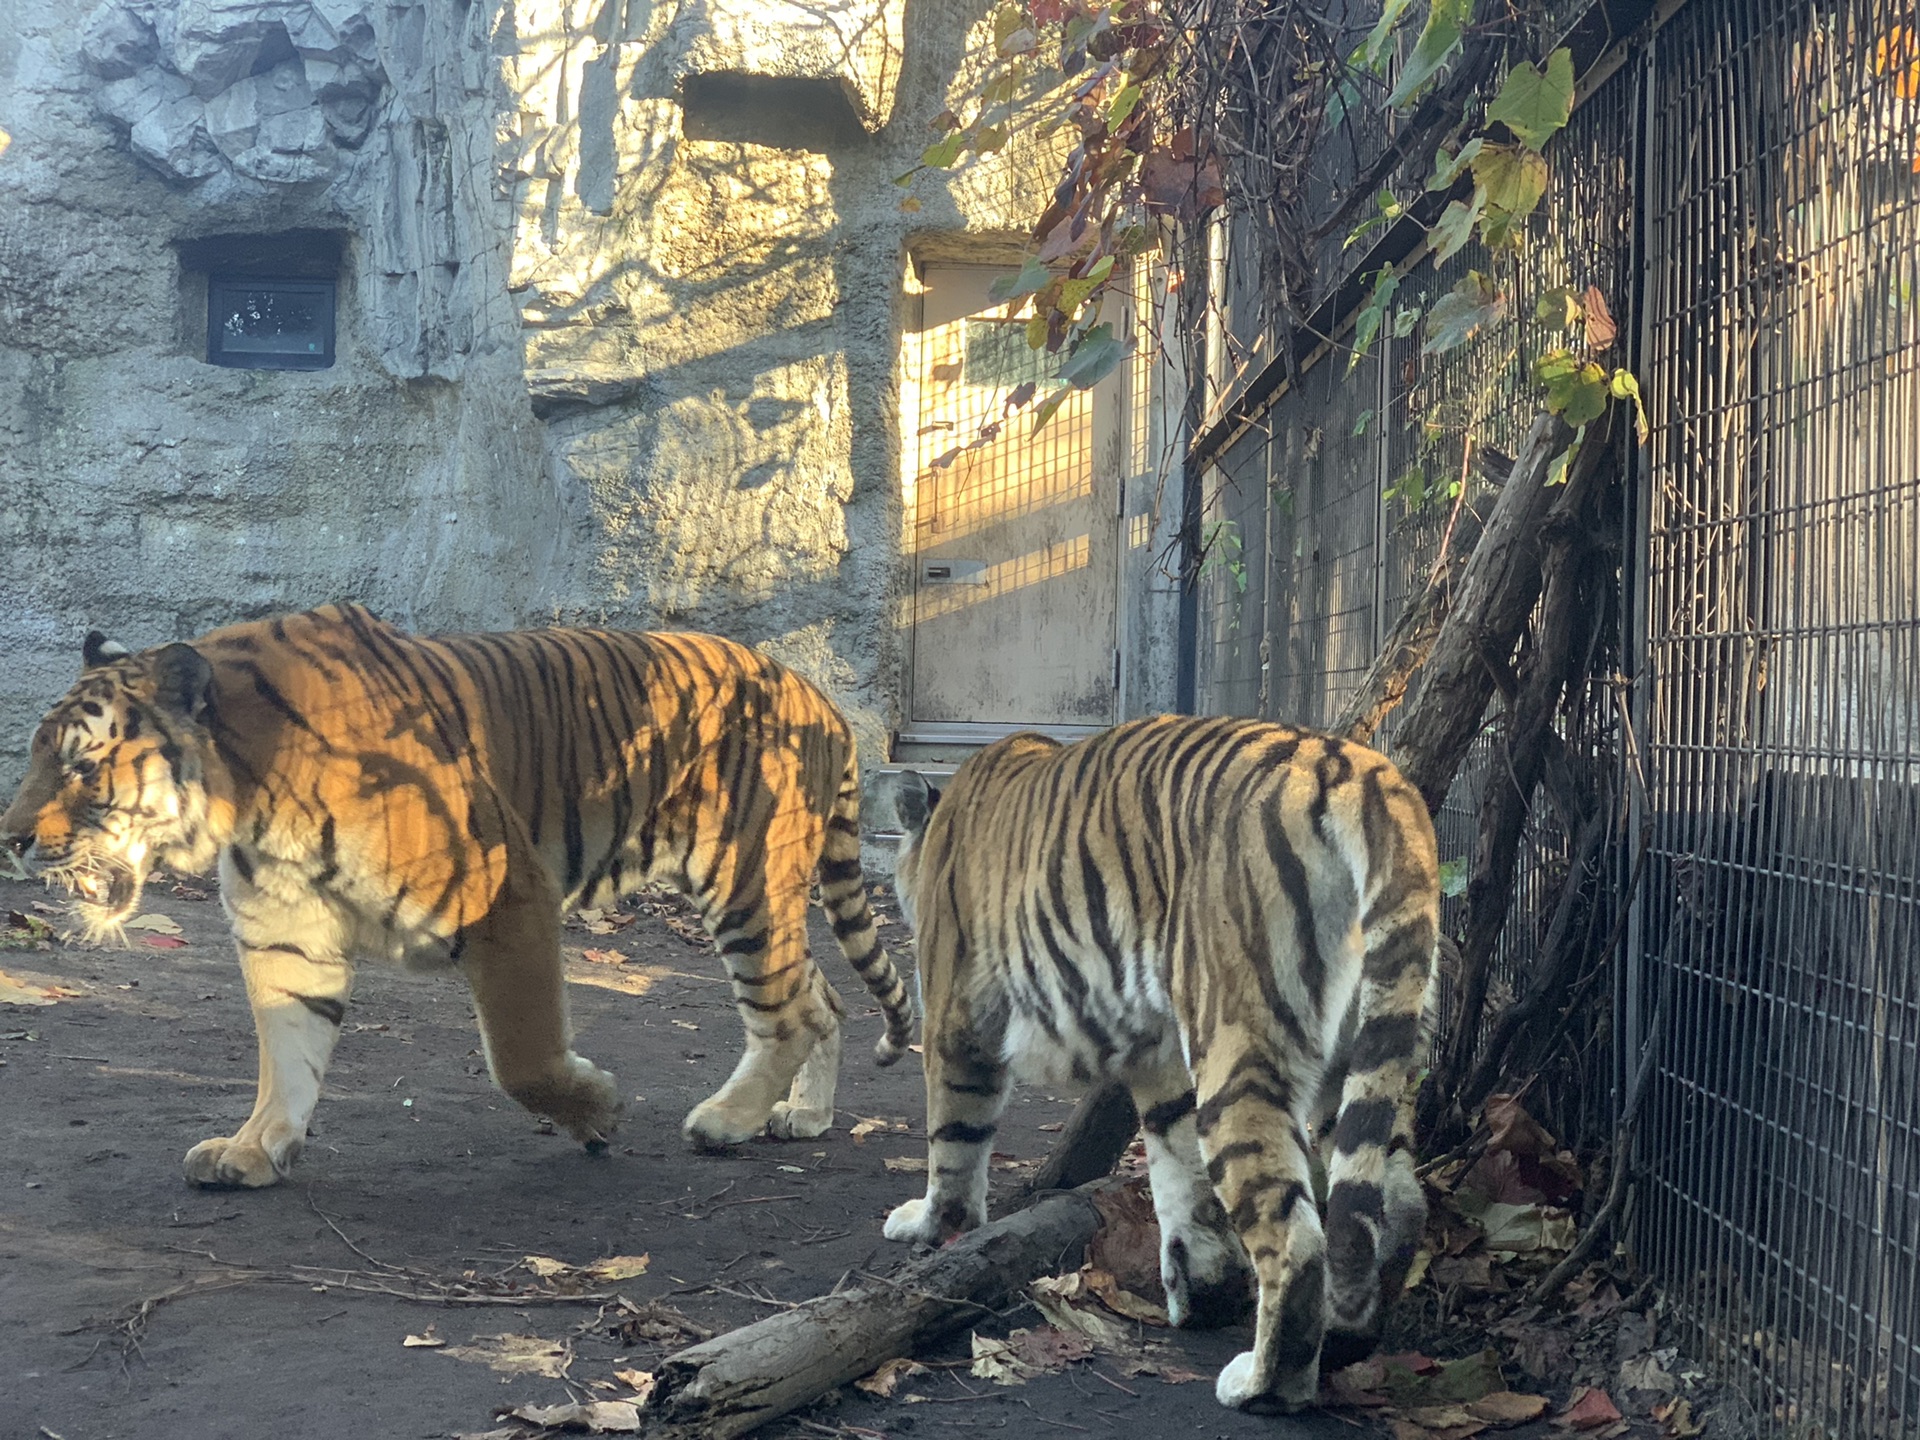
1178,2,1920,1434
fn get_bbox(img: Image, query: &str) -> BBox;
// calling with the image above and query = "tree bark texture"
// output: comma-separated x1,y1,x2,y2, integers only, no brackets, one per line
1389,413,1580,814
646,1187,1105,1439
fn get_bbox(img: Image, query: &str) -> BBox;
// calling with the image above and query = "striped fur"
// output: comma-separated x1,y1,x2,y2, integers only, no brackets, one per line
0,603,913,1187
883,716,1437,1412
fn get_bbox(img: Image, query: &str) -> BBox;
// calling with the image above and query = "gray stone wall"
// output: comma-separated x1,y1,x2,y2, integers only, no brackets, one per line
0,0,1159,793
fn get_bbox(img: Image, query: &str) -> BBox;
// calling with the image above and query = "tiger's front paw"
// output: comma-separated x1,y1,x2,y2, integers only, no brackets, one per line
1163,1225,1254,1328
1213,1349,1316,1413
183,1132,293,1189
883,1196,941,1245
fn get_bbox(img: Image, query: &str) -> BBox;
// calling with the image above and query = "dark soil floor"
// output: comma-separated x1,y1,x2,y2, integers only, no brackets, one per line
0,872,1684,1440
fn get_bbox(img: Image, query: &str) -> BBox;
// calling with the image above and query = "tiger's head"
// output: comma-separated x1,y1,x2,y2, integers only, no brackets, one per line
1,632,226,943
888,770,943,933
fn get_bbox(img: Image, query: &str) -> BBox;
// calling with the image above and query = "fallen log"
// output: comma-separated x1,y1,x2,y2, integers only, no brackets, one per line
645,1185,1107,1438
1022,1081,1137,1197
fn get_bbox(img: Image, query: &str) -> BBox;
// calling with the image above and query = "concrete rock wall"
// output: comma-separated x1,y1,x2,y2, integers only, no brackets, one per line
0,0,1098,791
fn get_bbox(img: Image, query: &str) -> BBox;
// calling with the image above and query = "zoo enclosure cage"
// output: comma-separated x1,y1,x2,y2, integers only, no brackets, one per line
1171,1,1920,1435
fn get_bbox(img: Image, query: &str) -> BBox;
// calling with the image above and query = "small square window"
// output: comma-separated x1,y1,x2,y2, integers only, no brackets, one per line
207,277,335,370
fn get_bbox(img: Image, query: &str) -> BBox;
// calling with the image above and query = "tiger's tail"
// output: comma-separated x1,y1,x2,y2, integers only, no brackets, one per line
819,755,915,1065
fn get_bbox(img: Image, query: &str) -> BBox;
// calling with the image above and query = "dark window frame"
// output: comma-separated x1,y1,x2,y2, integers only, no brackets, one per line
205,275,336,371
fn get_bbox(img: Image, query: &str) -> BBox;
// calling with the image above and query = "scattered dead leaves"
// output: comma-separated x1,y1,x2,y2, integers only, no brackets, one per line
520,1254,650,1288
0,967,85,1005
1553,1386,1624,1431
499,1399,640,1433
438,1333,573,1378
609,1298,711,1347
855,1356,930,1398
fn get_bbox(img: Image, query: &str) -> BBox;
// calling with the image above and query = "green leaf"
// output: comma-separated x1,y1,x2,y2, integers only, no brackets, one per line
1393,304,1423,338
1384,463,1429,506
973,124,1008,154
1388,0,1471,107
1535,285,1583,328
1611,367,1649,441
1486,48,1575,151
1438,858,1469,897
1421,271,1507,356
1470,144,1549,250
1353,408,1376,437
1426,138,1484,191
1056,323,1126,388
1545,446,1573,487
989,256,1051,303
921,133,966,169
1361,0,1417,72
1347,270,1398,373
1107,82,1142,130
1533,350,1610,425
1428,192,1483,262
1031,387,1072,433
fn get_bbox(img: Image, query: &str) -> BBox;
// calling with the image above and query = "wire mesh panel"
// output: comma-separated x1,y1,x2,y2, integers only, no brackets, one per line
1636,2,1920,1434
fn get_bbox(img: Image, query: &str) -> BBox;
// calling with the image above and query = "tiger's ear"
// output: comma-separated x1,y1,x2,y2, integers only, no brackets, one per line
151,643,215,723
892,771,942,838
82,631,131,671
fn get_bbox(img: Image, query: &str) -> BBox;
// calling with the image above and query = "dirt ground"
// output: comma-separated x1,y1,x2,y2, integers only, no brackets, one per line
0,872,1680,1440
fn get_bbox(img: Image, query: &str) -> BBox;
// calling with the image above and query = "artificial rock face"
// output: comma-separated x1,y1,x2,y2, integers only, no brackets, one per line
83,1,384,188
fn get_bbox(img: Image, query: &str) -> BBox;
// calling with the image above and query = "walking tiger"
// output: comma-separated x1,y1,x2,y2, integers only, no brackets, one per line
882,716,1438,1412
0,603,913,1186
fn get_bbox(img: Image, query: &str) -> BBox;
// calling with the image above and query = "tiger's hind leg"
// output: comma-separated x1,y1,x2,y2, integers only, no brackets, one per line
684,878,840,1148
1128,1066,1253,1328
768,963,845,1140
1190,1041,1328,1413
884,994,1009,1246
1321,893,1436,1365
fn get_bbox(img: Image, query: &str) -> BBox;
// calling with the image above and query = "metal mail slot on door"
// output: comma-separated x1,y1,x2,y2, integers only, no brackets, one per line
921,560,989,584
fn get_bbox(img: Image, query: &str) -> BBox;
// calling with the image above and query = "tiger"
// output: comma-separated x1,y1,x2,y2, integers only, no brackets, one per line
880,715,1438,1413
0,602,915,1188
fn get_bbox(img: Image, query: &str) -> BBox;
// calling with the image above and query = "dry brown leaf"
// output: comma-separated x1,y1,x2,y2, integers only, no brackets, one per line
612,1368,655,1404
1085,1267,1170,1325
441,1333,571,1377
1466,1391,1550,1424
1389,1418,1488,1440
1027,1273,1132,1348
0,969,82,1006
1652,1397,1705,1437
970,1332,1034,1385
1553,1386,1623,1430
504,1399,640,1432
849,1117,885,1144
884,1156,928,1173
523,1255,572,1278
403,1327,446,1348
584,1254,650,1282
855,1356,928,1397
1007,1325,1095,1372
124,912,183,934
580,948,625,966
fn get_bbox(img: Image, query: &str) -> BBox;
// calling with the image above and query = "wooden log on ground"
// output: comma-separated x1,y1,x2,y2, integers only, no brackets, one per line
646,1185,1107,1439
1023,1081,1137,1196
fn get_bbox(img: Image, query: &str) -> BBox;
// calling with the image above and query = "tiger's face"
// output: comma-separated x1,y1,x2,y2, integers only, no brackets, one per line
887,770,942,933
1,633,222,942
